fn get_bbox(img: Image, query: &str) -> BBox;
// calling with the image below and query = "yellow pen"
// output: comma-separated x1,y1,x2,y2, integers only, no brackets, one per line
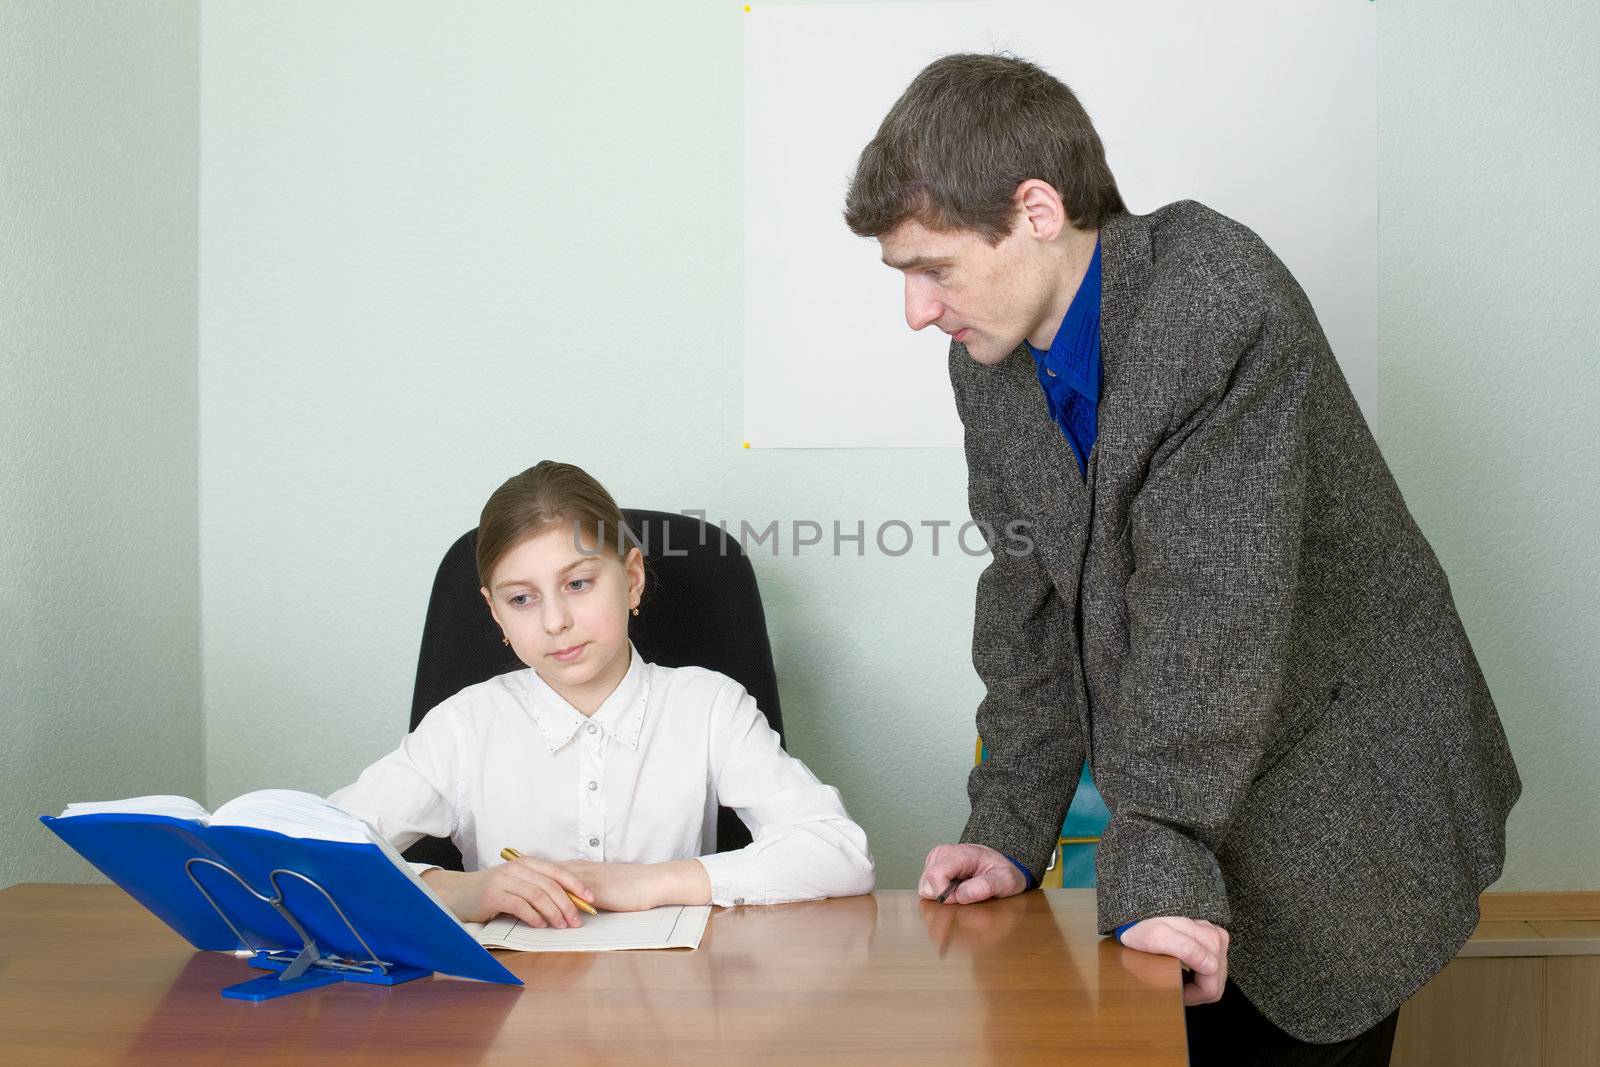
499,846,599,916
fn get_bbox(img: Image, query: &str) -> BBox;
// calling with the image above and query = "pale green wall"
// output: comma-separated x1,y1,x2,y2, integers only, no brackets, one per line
197,0,1599,891
0,1,203,886
195,1,981,892
6,0,1595,894
1377,0,1600,888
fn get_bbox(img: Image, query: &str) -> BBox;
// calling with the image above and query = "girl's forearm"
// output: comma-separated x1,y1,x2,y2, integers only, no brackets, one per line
653,859,712,907
419,866,468,918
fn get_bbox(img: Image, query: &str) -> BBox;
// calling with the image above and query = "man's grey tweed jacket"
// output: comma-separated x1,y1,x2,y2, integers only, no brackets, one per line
953,200,1520,1043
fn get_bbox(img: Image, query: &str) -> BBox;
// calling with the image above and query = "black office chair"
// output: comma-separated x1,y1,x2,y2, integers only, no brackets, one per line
401,509,785,871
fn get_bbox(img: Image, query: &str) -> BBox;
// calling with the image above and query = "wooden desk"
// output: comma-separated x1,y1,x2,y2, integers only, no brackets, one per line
1393,897,1600,1067
0,884,1186,1066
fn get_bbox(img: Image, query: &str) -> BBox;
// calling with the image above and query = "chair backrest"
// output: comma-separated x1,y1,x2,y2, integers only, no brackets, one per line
402,509,785,871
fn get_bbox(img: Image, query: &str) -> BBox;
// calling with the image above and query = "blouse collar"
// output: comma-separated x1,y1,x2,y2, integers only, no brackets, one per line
515,642,650,752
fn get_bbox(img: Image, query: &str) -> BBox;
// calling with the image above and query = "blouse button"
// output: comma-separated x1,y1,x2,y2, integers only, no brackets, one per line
589,837,600,848
733,898,746,906
587,780,598,791
587,724,597,734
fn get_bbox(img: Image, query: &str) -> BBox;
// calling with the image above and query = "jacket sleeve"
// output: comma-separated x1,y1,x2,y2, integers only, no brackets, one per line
953,363,1086,883
1093,302,1312,933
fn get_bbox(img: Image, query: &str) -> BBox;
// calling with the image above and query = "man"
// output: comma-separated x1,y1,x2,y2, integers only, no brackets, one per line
844,53,1519,1064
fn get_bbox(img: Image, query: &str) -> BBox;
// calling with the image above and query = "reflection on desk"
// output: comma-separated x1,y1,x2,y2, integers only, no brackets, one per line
0,884,1184,1066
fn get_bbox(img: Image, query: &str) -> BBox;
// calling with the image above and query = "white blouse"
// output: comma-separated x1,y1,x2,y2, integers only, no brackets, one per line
329,645,875,907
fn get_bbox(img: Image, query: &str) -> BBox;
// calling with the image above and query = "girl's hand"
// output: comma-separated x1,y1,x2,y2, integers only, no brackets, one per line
553,859,712,912
421,858,595,928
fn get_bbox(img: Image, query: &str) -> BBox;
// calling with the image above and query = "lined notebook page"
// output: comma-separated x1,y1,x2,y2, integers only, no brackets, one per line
469,906,711,952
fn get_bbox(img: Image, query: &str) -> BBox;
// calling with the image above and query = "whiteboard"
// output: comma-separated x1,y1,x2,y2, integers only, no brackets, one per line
743,0,1376,448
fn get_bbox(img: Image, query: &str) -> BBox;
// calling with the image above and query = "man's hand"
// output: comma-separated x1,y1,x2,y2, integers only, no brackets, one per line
1117,916,1230,1006
918,843,1029,904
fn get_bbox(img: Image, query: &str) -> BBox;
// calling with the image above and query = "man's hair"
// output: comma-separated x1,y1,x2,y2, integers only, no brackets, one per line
843,52,1124,244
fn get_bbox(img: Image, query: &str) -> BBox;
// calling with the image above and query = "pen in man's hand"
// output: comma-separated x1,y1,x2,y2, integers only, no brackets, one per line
499,846,600,915
936,877,963,904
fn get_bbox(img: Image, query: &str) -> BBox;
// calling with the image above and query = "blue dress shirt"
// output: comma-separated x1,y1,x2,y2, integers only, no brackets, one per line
1006,240,1106,907
1035,243,1137,943
1025,238,1102,477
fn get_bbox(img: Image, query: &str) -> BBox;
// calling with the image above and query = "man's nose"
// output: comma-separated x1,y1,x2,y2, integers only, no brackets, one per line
904,280,943,332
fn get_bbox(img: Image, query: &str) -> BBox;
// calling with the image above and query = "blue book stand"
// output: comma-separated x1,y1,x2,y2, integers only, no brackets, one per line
40,812,521,1002
183,858,432,1002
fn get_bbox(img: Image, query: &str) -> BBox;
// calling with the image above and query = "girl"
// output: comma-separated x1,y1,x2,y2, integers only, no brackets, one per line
330,461,875,929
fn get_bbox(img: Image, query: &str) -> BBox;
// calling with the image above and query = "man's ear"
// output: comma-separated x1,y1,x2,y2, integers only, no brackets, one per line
1014,178,1066,243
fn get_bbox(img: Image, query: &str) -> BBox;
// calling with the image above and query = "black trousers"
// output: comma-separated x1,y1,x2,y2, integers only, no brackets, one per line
1186,981,1399,1067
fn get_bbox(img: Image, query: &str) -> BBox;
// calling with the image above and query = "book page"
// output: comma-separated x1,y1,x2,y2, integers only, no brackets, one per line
58,795,211,822
208,789,372,843
468,906,711,953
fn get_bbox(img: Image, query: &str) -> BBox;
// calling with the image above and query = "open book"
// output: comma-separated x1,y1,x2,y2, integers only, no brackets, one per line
48,790,708,957
55,789,454,910
44,789,517,985
59,789,389,844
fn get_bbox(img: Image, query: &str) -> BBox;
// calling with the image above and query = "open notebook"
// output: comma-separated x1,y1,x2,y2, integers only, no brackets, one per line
468,906,710,952
51,790,710,955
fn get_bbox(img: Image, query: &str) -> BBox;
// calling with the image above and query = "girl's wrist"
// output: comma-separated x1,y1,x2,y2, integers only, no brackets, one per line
419,867,451,895
419,867,474,919
656,859,712,907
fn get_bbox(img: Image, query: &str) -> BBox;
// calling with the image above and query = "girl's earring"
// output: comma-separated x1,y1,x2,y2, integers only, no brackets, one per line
630,605,640,617
501,636,510,646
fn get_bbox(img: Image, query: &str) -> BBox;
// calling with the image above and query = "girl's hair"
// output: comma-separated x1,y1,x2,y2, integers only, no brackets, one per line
475,461,628,589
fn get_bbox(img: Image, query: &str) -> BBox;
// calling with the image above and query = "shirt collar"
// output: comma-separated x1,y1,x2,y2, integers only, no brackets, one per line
515,642,651,753
1025,236,1103,404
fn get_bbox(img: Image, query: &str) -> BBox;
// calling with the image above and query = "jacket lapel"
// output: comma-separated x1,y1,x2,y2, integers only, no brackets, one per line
990,210,1152,763
1094,210,1153,456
